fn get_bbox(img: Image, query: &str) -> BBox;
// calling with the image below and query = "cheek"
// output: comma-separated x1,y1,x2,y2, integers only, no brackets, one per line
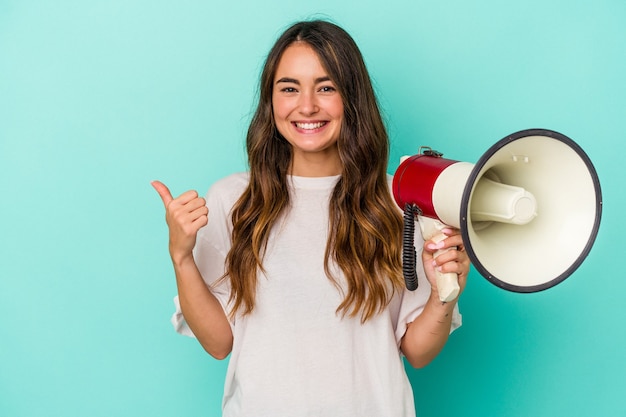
271,102,290,138
272,98,289,122
329,99,345,120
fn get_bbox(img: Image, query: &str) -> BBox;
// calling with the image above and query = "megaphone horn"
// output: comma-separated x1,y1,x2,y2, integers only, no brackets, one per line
393,129,602,300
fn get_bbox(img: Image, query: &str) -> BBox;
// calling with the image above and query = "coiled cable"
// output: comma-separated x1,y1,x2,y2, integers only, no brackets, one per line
403,204,421,291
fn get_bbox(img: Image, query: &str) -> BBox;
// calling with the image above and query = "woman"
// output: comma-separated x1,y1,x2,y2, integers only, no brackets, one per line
153,19,469,417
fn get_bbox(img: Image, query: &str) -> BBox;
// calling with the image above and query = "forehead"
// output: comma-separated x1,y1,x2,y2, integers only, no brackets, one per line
274,42,328,80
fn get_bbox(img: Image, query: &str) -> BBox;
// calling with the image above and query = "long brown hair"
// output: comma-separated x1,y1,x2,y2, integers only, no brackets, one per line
224,20,404,321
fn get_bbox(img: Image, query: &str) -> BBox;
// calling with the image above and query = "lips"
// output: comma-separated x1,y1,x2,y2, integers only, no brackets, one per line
293,121,327,130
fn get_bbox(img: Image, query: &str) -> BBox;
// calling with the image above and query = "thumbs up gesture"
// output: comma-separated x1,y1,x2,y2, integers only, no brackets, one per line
151,181,209,264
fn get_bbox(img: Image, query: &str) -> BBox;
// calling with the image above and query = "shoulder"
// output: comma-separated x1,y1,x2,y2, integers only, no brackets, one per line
205,172,250,209
210,172,249,193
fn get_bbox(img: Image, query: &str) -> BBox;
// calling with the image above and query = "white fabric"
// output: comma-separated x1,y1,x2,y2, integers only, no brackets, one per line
171,172,461,417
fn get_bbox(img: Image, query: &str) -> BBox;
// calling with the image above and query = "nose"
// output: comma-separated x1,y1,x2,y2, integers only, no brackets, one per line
298,91,319,116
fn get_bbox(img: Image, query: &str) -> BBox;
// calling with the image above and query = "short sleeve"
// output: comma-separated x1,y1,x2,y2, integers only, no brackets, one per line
393,284,462,347
170,234,234,337
171,295,195,337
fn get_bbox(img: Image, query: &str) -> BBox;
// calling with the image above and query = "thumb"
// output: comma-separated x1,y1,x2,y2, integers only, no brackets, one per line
151,180,173,207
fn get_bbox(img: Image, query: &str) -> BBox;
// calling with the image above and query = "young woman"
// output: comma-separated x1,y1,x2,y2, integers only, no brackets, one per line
153,19,469,417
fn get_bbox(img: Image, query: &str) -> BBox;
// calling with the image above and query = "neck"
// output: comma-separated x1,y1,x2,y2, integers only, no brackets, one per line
289,150,342,177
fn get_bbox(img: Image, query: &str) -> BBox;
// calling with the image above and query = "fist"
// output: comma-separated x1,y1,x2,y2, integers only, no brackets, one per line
152,180,209,262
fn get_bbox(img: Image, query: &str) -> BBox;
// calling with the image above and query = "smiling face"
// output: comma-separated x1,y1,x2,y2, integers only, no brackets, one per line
272,42,344,177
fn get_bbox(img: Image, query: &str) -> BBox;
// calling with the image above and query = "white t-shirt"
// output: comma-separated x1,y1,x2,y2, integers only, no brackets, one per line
172,172,461,417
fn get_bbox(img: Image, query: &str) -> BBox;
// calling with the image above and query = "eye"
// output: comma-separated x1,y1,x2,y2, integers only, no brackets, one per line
280,86,298,93
319,85,337,93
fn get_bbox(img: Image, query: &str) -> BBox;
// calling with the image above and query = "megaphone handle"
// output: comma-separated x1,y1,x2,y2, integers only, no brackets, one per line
418,217,461,302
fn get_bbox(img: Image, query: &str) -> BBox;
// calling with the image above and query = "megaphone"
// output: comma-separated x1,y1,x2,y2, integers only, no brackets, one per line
393,128,602,301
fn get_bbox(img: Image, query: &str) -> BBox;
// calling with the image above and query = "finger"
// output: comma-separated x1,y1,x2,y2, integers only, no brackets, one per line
180,194,205,210
441,227,461,236
425,237,460,253
176,189,202,205
151,180,174,207
431,243,469,265
438,234,464,251
188,205,209,223
435,258,467,277
171,203,208,227
440,228,468,252
432,249,454,263
191,208,209,228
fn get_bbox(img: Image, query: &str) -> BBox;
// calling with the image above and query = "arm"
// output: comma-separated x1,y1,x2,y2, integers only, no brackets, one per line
152,181,233,360
400,293,457,368
400,229,469,368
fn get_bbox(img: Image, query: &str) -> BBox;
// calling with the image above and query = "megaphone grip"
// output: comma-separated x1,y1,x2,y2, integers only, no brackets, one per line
435,269,461,302
403,204,419,291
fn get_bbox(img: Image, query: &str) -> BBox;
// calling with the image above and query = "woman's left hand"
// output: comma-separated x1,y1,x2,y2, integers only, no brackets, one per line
421,227,471,301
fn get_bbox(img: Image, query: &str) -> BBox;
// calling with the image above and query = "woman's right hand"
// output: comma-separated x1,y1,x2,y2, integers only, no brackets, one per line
151,180,209,265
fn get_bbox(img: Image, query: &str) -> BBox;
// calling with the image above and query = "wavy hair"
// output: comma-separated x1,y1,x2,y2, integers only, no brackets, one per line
224,20,404,322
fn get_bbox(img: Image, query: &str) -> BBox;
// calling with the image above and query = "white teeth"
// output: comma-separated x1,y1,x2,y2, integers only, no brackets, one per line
295,122,325,130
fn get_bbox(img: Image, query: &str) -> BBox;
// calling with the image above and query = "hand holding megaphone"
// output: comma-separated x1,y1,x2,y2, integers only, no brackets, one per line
151,181,209,264
421,218,464,302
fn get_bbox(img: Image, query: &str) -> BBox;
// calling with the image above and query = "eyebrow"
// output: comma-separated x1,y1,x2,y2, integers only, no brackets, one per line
275,76,332,85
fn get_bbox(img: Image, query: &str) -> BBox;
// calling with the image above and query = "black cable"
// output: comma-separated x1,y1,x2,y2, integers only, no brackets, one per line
403,204,420,291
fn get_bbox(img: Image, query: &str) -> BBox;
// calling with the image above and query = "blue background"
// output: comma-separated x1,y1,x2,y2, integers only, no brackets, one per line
1,1,624,416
